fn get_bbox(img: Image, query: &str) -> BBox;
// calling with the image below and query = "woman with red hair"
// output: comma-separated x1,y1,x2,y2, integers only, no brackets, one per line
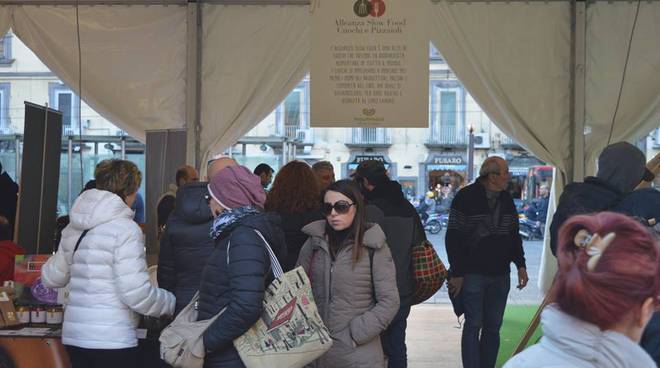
505,212,659,367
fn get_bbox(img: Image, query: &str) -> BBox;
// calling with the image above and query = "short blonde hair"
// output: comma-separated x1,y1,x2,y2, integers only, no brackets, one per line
94,159,142,200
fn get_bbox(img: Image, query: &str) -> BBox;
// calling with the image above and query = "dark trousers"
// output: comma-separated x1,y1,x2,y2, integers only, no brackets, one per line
461,274,510,368
65,345,139,368
381,304,411,368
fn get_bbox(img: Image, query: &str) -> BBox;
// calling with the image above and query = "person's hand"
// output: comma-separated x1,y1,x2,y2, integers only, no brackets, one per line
448,277,464,297
517,268,529,290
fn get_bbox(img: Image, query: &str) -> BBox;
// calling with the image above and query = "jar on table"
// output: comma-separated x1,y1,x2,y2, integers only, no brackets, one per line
15,304,30,324
30,305,46,324
46,305,63,325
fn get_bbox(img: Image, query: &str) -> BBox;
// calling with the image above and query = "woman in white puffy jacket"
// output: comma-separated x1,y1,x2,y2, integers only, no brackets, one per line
41,159,175,368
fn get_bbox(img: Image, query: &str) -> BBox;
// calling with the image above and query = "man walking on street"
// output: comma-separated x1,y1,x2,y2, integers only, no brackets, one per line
353,160,426,368
446,157,528,368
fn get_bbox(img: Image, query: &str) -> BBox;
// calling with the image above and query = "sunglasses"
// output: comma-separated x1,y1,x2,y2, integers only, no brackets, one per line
322,200,355,216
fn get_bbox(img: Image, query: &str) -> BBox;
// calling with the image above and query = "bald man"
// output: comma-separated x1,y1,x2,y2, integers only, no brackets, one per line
207,157,238,181
157,165,199,231
446,157,527,368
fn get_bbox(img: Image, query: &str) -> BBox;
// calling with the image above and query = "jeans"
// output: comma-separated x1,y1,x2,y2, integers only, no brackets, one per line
381,304,411,368
461,274,510,368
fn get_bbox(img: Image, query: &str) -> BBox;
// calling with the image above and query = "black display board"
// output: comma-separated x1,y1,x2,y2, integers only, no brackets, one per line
16,102,63,254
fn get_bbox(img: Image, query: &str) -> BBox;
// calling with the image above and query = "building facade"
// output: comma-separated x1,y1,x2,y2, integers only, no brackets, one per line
0,31,656,211
235,45,556,200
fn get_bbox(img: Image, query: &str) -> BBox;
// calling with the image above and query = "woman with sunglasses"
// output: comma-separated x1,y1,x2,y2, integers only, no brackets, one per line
297,179,399,368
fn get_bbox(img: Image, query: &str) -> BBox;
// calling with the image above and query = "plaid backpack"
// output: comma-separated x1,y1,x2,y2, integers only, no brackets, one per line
411,240,447,304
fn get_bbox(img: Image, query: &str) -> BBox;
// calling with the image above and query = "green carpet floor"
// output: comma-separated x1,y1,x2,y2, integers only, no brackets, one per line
496,305,543,367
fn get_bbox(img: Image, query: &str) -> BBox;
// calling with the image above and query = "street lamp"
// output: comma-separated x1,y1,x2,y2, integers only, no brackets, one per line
467,125,475,182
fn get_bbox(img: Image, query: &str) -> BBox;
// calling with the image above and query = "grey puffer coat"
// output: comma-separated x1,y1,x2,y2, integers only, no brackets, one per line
296,220,399,368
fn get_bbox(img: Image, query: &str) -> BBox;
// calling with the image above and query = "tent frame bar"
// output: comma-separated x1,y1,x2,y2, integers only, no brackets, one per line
0,0,309,5
0,0,630,6
0,0,646,6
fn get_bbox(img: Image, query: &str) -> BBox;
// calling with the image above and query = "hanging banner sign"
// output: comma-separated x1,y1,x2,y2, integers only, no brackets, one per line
311,0,428,128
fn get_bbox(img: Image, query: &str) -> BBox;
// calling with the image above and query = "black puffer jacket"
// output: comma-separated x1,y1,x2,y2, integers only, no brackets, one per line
157,182,214,315
197,212,286,368
277,210,323,272
549,177,624,255
364,180,426,307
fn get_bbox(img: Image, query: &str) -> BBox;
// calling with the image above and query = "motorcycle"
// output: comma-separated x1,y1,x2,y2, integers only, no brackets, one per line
423,212,443,234
519,215,544,240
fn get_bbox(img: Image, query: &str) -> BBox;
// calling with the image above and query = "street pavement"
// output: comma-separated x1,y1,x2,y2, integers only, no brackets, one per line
424,230,544,305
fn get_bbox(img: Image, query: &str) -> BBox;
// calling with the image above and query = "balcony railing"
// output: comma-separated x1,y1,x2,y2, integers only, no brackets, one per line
347,128,392,146
279,124,313,144
283,124,298,140
426,125,466,146
655,128,660,148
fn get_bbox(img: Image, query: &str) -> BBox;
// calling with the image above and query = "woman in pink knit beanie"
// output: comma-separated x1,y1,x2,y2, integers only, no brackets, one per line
197,164,287,368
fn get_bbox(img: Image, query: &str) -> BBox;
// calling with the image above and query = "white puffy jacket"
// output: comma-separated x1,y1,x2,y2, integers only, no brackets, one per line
41,189,175,349
504,304,656,368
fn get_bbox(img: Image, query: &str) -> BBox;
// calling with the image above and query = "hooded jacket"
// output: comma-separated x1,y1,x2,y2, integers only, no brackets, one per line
296,221,400,368
197,212,286,368
157,182,215,314
504,305,655,368
363,180,425,307
41,189,175,349
549,177,625,255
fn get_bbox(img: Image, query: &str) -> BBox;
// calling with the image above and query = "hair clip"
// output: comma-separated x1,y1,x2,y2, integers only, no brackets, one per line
573,230,616,271
574,229,593,249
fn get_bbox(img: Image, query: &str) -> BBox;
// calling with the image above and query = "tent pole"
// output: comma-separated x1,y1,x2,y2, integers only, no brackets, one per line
512,1,588,356
568,0,586,184
572,0,586,182
185,1,202,170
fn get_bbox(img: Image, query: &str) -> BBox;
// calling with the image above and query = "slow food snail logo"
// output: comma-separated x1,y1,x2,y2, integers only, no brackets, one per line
354,0,386,18
363,108,377,116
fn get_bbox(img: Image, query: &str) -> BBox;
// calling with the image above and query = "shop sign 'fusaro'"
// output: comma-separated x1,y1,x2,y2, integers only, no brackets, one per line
432,156,465,165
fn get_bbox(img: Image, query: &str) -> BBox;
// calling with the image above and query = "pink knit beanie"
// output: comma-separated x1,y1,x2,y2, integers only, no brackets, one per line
208,165,266,209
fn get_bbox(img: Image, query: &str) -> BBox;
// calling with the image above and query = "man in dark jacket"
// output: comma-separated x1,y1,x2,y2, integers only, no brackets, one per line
446,157,527,368
156,165,198,234
353,160,425,368
0,162,18,239
525,184,549,222
549,142,653,255
157,181,215,314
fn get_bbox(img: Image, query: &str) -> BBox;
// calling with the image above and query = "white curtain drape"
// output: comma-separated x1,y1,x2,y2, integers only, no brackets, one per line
10,5,187,141
427,1,572,177
427,1,571,292
0,6,10,39
585,1,660,175
199,4,310,168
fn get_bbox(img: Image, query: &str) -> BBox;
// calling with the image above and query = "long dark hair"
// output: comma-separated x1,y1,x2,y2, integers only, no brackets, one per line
323,180,366,266
265,161,320,213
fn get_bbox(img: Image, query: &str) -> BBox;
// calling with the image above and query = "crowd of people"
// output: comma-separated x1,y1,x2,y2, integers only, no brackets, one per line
0,138,655,368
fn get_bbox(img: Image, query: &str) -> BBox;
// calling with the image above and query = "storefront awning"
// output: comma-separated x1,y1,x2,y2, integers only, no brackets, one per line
427,164,466,171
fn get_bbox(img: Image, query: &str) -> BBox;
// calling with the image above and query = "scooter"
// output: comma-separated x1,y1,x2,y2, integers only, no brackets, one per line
519,215,544,240
423,212,443,234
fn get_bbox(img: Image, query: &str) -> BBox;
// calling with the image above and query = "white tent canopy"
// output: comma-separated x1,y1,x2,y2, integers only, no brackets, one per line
1,0,659,288
0,1,656,173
